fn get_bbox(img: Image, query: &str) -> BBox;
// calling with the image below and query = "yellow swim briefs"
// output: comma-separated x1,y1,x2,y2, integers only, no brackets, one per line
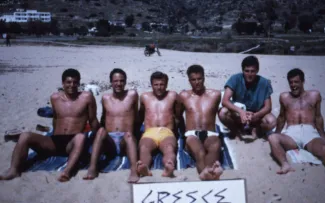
141,127,174,146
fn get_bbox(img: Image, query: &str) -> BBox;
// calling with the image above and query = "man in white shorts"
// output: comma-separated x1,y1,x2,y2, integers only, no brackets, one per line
268,68,325,174
178,65,223,181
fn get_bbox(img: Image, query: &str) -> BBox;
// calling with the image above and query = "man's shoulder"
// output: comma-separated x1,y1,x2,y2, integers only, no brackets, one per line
206,89,221,96
258,75,271,85
307,90,321,99
279,92,291,100
140,91,152,99
127,89,138,96
179,89,191,98
50,92,61,101
168,90,178,97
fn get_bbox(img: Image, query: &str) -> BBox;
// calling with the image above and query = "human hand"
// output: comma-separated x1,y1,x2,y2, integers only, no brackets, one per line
239,110,248,124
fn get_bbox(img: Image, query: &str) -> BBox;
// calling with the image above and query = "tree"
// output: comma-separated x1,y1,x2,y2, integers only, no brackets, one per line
0,20,6,34
125,14,134,27
141,22,151,31
96,19,110,36
8,22,22,34
50,19,59,35
298,14,314,33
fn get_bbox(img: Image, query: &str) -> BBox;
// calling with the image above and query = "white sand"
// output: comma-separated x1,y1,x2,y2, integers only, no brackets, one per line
0,45,325,203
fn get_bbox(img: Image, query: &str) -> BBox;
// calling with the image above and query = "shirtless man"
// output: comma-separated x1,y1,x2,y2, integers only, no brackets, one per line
0,69,100,182
178,65,223,181
137,71,177,178
219,55,276,139
83,68,139,183
268,68,325,174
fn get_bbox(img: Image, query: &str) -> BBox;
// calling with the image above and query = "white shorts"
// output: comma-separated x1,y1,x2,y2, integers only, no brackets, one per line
184,130,219,137
283,124,320,149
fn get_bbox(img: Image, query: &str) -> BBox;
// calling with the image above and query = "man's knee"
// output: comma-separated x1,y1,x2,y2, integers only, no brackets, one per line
74,133,87,146
207,141,221,153
18,132,34,143
267,133,280,143
218,107,229,121
123,132,134,142
262,114,277,129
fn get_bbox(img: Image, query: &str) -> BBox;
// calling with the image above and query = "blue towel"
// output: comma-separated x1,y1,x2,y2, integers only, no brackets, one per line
26,125,234,172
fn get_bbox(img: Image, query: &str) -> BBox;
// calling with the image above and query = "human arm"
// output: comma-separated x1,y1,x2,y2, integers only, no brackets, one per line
315,92,325,137
88,93,100,132
222,87,247,124
175,93,186,136
50,94,57,130
248,98,272,123
274,94,286,133
138,94,145,128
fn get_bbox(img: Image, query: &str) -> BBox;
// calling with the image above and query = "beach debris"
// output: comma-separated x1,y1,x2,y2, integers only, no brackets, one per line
266,194,282,203
4,129,22,142
84,84,100,95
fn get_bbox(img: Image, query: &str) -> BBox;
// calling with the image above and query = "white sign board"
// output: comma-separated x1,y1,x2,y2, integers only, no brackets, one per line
132,179,246,203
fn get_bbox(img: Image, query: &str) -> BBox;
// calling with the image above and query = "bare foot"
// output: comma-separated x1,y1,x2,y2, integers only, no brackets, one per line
251,128,258,140
277,162,295,175
162,160,175,178
128,169,140,183
136,161,152,177
199,161,223,181
0,169,20,181
57,171,71,182
83,168,98,180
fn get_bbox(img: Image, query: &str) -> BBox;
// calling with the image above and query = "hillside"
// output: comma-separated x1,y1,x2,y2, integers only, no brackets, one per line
1,0,325,32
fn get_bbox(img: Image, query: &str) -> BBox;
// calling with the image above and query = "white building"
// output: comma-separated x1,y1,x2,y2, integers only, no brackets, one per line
0,9,51,23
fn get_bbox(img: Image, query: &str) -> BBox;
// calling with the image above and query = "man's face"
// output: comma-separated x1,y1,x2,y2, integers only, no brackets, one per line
288,75,304,97
189,72,204,92
243,66,258,83
152,78,167,97
111,73,126,93
62,77,80,94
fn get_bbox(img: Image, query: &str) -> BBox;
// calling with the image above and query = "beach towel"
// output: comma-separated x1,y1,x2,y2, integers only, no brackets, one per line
286,149,322,165
26,125,234,172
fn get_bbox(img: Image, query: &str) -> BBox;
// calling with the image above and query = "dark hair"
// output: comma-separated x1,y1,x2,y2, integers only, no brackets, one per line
186,64,205,77
241,55,259,71
110,68,127,82
287,68,305,82
62,68,80,82
150,71,168,84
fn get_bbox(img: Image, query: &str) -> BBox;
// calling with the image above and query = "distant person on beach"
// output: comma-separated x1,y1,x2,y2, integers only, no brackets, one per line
6,33,11,47
0,69,100,182
83,68,139,183
219,55,276,139
268,68,325,174
137,71,178,178
178,65,223,180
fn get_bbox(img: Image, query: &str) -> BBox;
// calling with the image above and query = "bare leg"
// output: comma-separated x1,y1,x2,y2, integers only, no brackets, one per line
0,132,56,181
122,132,139,183
218,107,241,138
83,127,114,180
204,136,221,167
185,135,206,174
258,113,277,137
267,133,297,174
159,136,176,177
58,133,86,182
137,138,156,177
305,137,325,165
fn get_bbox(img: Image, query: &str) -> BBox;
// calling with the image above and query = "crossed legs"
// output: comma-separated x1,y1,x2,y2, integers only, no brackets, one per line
185,135,223,180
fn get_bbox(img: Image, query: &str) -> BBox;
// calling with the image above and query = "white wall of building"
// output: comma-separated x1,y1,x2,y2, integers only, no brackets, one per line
0,9,51,23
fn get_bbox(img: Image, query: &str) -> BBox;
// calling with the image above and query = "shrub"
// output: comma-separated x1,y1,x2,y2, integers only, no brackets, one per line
125,15,134,27
60,8,68,12
298,14,314,33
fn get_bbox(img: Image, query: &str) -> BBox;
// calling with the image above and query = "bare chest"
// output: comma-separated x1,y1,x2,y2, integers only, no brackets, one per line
285,97,315,111
105,99,134,115
55,100,88,117
184,95,217,113
145,99,174,113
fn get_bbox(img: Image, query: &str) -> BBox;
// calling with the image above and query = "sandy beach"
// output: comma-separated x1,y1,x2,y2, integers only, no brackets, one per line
0,45,325,203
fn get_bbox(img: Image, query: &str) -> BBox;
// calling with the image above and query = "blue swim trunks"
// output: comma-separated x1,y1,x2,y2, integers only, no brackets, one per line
108,132,125,155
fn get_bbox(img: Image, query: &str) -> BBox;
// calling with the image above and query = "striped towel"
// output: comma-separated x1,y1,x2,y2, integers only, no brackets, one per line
26,125,234,172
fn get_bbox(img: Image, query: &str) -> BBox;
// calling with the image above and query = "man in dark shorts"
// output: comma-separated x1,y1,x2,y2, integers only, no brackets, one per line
178,65,223,180
0,69,100,182
83,68,139,183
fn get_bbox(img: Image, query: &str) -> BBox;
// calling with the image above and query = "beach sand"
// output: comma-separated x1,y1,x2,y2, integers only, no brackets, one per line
0,45,325,203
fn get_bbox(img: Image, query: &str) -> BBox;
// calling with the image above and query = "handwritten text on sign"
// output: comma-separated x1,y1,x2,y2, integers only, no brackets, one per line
132,179,246,203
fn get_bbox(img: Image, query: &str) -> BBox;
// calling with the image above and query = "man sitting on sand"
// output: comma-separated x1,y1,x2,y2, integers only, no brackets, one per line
83,68,139,183
268,68,325,174
137,71,178,178
178,65,223,181
0,69,100,182
219,55,276,139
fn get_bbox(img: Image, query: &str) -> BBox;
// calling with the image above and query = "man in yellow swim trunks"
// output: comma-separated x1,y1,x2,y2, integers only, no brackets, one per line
137,71,179,178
